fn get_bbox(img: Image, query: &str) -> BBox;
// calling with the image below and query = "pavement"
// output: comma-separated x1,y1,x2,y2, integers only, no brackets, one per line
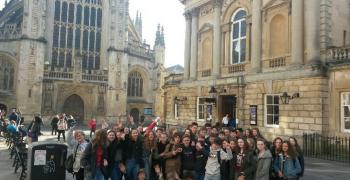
1,130,350,180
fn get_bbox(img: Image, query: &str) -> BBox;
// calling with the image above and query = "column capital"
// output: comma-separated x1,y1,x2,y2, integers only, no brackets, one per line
183,11,192,20
190,8,200,17
212,0,223,8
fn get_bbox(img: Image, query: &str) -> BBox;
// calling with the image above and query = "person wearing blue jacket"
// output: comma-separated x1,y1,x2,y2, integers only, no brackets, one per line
273,141,301,180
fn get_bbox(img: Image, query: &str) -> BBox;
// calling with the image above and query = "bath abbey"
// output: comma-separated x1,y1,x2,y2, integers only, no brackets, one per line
0,0,166,123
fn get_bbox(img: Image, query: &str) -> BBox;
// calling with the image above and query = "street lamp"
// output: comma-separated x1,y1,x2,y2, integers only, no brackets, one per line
280,92,300,104
209,86,218,99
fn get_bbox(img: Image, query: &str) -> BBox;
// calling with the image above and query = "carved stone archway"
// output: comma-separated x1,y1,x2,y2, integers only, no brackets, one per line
62,94,84,122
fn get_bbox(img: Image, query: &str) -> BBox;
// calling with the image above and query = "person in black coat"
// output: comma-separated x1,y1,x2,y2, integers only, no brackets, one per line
107,130,125,180
123,128,144,180
194,141,208,180
81,129,109,180
51,115,59,135
180,135,196,179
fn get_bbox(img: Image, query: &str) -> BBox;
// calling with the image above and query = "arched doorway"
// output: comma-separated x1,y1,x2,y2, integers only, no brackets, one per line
130,108,140,125
63,94,84,122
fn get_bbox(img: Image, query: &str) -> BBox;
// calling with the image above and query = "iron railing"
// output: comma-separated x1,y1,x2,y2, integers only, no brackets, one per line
303,133,350,163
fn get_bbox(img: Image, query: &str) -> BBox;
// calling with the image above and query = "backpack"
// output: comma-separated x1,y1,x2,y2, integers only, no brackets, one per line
65,144,79,174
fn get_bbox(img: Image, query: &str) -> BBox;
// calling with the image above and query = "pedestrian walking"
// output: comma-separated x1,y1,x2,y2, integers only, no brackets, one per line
51,115,59,135
57,115,68,142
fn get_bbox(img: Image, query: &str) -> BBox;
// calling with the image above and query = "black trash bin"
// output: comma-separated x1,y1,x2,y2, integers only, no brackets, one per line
27,142,68,180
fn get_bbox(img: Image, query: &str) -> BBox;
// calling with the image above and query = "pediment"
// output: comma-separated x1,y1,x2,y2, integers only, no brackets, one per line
263,0,289,10
198,23,213,34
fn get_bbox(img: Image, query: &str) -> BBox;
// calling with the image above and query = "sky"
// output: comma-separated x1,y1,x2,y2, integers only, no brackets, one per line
0,0,185,68
129,0,185,68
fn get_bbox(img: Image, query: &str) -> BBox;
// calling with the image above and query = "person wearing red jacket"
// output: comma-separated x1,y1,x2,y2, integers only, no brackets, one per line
88,119,97,138
144,117,161,135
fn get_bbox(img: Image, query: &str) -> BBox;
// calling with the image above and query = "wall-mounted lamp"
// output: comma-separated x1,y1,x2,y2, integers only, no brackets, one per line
174,96,187,102
280,92,300,104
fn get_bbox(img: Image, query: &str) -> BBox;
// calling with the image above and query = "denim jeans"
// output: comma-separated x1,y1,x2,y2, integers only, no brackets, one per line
110,161,123,180
195,173,205,180
143,157,150,180
204,173,220,180
94,168,104,180
126,159,139,180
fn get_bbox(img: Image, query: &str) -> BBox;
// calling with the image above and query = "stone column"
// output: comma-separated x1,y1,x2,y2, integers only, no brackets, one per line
213,0,222,77
251,0,262,73
291,0,303,65
184,12,192,80
190,8,199,80
305,0,321,64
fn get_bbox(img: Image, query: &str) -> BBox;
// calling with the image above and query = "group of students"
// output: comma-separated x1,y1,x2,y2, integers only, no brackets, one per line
68,119,304,180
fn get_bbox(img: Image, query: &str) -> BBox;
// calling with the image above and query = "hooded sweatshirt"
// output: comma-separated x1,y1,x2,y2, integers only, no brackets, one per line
205,147,233,175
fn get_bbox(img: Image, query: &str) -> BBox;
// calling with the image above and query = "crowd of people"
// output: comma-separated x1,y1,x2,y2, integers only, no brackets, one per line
66,118,304,180
0,109,304,180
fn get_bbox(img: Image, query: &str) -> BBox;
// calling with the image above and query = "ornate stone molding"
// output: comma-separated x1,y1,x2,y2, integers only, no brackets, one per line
200,4,214,17
191,8,200,17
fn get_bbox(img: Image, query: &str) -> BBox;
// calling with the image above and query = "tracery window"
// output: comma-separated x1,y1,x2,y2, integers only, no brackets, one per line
230,9,247,64
0,60,14,91
51,0,102,69
127,72,143,97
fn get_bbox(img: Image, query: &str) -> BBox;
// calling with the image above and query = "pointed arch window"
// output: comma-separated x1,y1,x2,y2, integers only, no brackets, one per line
230,9,247,64
128,71,143,97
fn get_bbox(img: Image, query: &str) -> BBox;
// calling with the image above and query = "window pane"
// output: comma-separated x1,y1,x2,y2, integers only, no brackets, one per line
68,3,74,23
75,28,81,49
89,32,95,51
241,20,246,36
61,2,68,23
267,105,273,114
52,51,58,66
66,53,72,67
273,105,279,115
232,41,239,64
91,8,96,27
83,30,88,50
345,118,350,130
82,55,88,69
60,27,66,48
343,94,350,105
54,1,61,21
267,115,273,125
267,96,273,104
84,7,90,26
273,116,279,125
232,23,239,39
234,10,246,21
95,55,100,69
240,39,246,62
274,96,280,104
88,56,94,69
53,25,59,47
97,9,102,27
344,106,350,117
59,52,65,67
67,28,73,48
96,32,101,51
76,5,82,24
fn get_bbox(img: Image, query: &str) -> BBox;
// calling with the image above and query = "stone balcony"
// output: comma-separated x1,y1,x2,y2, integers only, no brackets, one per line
325,46,350,61
201,69,211,77
44,66,108,83
127,43,154,60
262,55,290,72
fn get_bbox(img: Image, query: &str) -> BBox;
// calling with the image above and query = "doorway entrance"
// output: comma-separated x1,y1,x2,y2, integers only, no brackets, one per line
220,95,237,124
130,108,140,125
62,94,84,122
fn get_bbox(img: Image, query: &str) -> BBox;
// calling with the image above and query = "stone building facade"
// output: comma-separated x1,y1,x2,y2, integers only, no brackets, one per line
0,0,165,124
162,0,350,139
